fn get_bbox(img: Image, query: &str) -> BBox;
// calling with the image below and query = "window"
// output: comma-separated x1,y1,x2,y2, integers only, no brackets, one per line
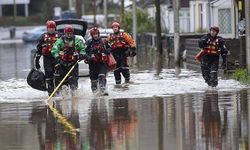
218,9,231,34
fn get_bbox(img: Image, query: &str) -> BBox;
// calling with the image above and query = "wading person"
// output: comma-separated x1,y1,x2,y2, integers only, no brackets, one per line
34,20,61,95
51,25,86,93
196,26,228,87
85,27,111,95
107,21,136,87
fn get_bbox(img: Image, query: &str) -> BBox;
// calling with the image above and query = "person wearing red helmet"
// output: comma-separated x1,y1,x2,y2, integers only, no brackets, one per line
34,20,61,96
107,21,136,87
51,24,86,93
85,27,112,95
196,26,228,88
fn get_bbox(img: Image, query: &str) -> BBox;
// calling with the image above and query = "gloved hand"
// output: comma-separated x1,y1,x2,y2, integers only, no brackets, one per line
54,57,61,70
129,47,136,57
35,56,40,70
78,54,85,61
83,54,92,64
73,52,79,61
88,57,94,64
103,48,111,54
93,48,99,54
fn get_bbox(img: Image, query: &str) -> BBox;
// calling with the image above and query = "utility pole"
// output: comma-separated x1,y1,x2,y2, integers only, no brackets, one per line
245,0,250,72
69,0,73,10
173,0,181,75
104,0,108,28
132,0,137,43
13,0,16,21
93,0,97,25
155,0,163,75
132,0,137,65
121,0,125,22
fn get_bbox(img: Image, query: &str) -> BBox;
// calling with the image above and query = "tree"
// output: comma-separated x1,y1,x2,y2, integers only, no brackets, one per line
155,0,163,75
121,9,155,33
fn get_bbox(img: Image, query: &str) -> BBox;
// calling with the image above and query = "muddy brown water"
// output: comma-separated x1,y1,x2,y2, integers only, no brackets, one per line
0,42,249,150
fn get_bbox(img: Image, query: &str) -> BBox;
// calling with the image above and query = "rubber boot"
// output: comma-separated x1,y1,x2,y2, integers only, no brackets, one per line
46,78,54,96
68,76,78,91
99,75,108,96
91,80,98,93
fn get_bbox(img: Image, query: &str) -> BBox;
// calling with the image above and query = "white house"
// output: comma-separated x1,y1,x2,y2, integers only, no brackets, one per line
0,0,30,17
143,1,190,33
189,0,237,38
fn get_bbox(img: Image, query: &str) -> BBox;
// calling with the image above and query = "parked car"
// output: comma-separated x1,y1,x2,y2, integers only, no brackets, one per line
22,26,46,42
53,10,78,20
55,19,89,77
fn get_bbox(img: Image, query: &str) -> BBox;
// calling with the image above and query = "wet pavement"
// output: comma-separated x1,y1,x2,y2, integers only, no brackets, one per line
0,37,250,150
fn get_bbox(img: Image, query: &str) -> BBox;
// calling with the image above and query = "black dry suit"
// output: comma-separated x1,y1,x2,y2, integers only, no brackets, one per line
198,34,228,87
35,32,60,95
85,38,111,93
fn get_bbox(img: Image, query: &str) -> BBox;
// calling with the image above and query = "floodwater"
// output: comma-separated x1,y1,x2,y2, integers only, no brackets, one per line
0,41,249,150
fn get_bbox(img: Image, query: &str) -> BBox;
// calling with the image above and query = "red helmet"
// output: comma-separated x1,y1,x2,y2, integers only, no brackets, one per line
210,26,219,33
64,25,74,34
111,21,120,28
90,27,100,37
46,20,56,28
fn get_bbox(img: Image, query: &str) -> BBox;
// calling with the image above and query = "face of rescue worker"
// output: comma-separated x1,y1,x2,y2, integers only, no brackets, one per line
93,33,99,40
210,29,217,37
65,32,73,39
47,28,55,34
112,26,119,33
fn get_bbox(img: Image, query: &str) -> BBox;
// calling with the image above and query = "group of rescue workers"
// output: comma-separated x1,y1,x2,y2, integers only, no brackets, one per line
34,20,136,96
33,19,228,96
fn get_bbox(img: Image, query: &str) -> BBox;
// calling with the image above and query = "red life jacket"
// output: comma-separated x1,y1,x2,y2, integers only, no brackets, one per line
60,37,79,63
109,32,127,50
205,38,220,55
89,39,106,63
42,33,59,55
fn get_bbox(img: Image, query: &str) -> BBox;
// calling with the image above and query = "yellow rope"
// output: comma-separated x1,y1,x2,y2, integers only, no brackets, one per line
46,61,79,103
45,61,80,137
47,103,78,137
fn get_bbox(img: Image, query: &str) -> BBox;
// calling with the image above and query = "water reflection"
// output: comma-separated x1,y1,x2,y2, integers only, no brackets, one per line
86,98,138,150
30,99,80,150
0,90,250,150
200,91,221,150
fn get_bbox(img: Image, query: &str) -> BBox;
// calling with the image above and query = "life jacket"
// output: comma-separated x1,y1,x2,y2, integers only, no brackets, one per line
42,33,59,55
109,32,128,50
205,38,220,55
59,37,79,63
88,39,106,63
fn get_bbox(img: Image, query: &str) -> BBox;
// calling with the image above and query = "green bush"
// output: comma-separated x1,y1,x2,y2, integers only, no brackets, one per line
231,68,250,84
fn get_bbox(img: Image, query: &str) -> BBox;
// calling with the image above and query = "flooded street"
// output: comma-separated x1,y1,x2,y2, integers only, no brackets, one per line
0,41,249,150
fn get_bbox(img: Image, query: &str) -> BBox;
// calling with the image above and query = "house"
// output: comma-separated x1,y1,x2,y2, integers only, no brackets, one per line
0,0,30,17
190,0,240,38
137,0,190,33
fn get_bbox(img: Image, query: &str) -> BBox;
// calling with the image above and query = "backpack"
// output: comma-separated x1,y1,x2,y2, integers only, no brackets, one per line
27,69,47,91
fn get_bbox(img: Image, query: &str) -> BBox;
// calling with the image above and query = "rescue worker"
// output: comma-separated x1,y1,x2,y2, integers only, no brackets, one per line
198,26,228,87
107,21,136,87
51,25,86,92
34,20,61,96
85,27,111,95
